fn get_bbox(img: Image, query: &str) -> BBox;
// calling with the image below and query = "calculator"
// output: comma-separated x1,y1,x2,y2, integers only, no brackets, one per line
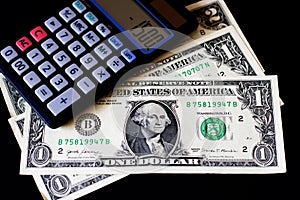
0,0,198,129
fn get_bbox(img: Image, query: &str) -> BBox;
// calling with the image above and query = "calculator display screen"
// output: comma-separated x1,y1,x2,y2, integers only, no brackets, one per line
91,0,173,54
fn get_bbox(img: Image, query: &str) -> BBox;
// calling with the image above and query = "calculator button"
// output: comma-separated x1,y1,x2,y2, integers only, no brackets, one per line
92,66,111,84
27,48,44,65
80,53,98,70
11,58,30,75
41,38,59,55
53,50,71,67
35,84,53,102
96,23,111,38
1,46,18,62
47,88,80,116
38,61,56,78
44,16,62,33
77,77,96,94
82,31,100,47
71,19,88,35
94,43,112,60
121,48,136,63
16,36,32,52
50,74,68,91
59,7,76,23
72,0,86,13
68,40,86,57
23,71,41,88
30,26,48,42
84,11,98,25
56,28,74,45
65,63,83,80
107,56,125,73
108,36,123,50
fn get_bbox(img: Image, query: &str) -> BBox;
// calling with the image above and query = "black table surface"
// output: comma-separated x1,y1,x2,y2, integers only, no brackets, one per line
0,0,293,199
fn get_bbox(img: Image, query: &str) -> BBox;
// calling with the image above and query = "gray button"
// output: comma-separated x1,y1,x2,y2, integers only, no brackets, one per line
47,88,80,116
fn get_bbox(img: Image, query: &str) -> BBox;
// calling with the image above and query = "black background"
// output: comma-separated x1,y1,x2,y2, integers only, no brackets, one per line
0,0,293,199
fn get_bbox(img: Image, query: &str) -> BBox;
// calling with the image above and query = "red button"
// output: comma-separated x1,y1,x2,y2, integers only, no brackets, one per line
16,36,32,52
30,26,48,42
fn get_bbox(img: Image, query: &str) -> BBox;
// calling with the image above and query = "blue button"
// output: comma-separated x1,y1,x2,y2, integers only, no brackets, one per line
109,36,123,50
121,48,136,63
84,12,98,25
72,0,86,13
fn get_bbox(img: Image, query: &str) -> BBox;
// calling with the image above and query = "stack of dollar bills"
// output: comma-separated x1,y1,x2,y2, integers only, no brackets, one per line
0,0,286,199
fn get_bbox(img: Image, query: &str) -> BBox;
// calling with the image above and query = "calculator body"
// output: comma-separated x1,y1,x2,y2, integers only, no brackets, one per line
0,0,198,128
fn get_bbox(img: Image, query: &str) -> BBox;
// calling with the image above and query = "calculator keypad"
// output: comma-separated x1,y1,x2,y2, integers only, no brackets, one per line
0,0,137,117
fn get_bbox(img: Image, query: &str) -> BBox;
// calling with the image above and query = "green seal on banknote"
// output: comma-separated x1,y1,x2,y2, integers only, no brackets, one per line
200,117,226,140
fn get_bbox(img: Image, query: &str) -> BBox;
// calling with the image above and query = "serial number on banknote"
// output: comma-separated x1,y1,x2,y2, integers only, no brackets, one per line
186,101,238,108
58,138,111,146
176,62,211,77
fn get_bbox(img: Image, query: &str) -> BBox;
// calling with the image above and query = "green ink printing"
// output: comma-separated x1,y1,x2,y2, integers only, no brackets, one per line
200,117,226,140
58,138,110,146
178,62,211,77
186,101,238,108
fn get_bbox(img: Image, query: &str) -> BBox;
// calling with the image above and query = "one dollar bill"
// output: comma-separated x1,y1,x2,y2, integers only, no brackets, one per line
20,75,286,174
